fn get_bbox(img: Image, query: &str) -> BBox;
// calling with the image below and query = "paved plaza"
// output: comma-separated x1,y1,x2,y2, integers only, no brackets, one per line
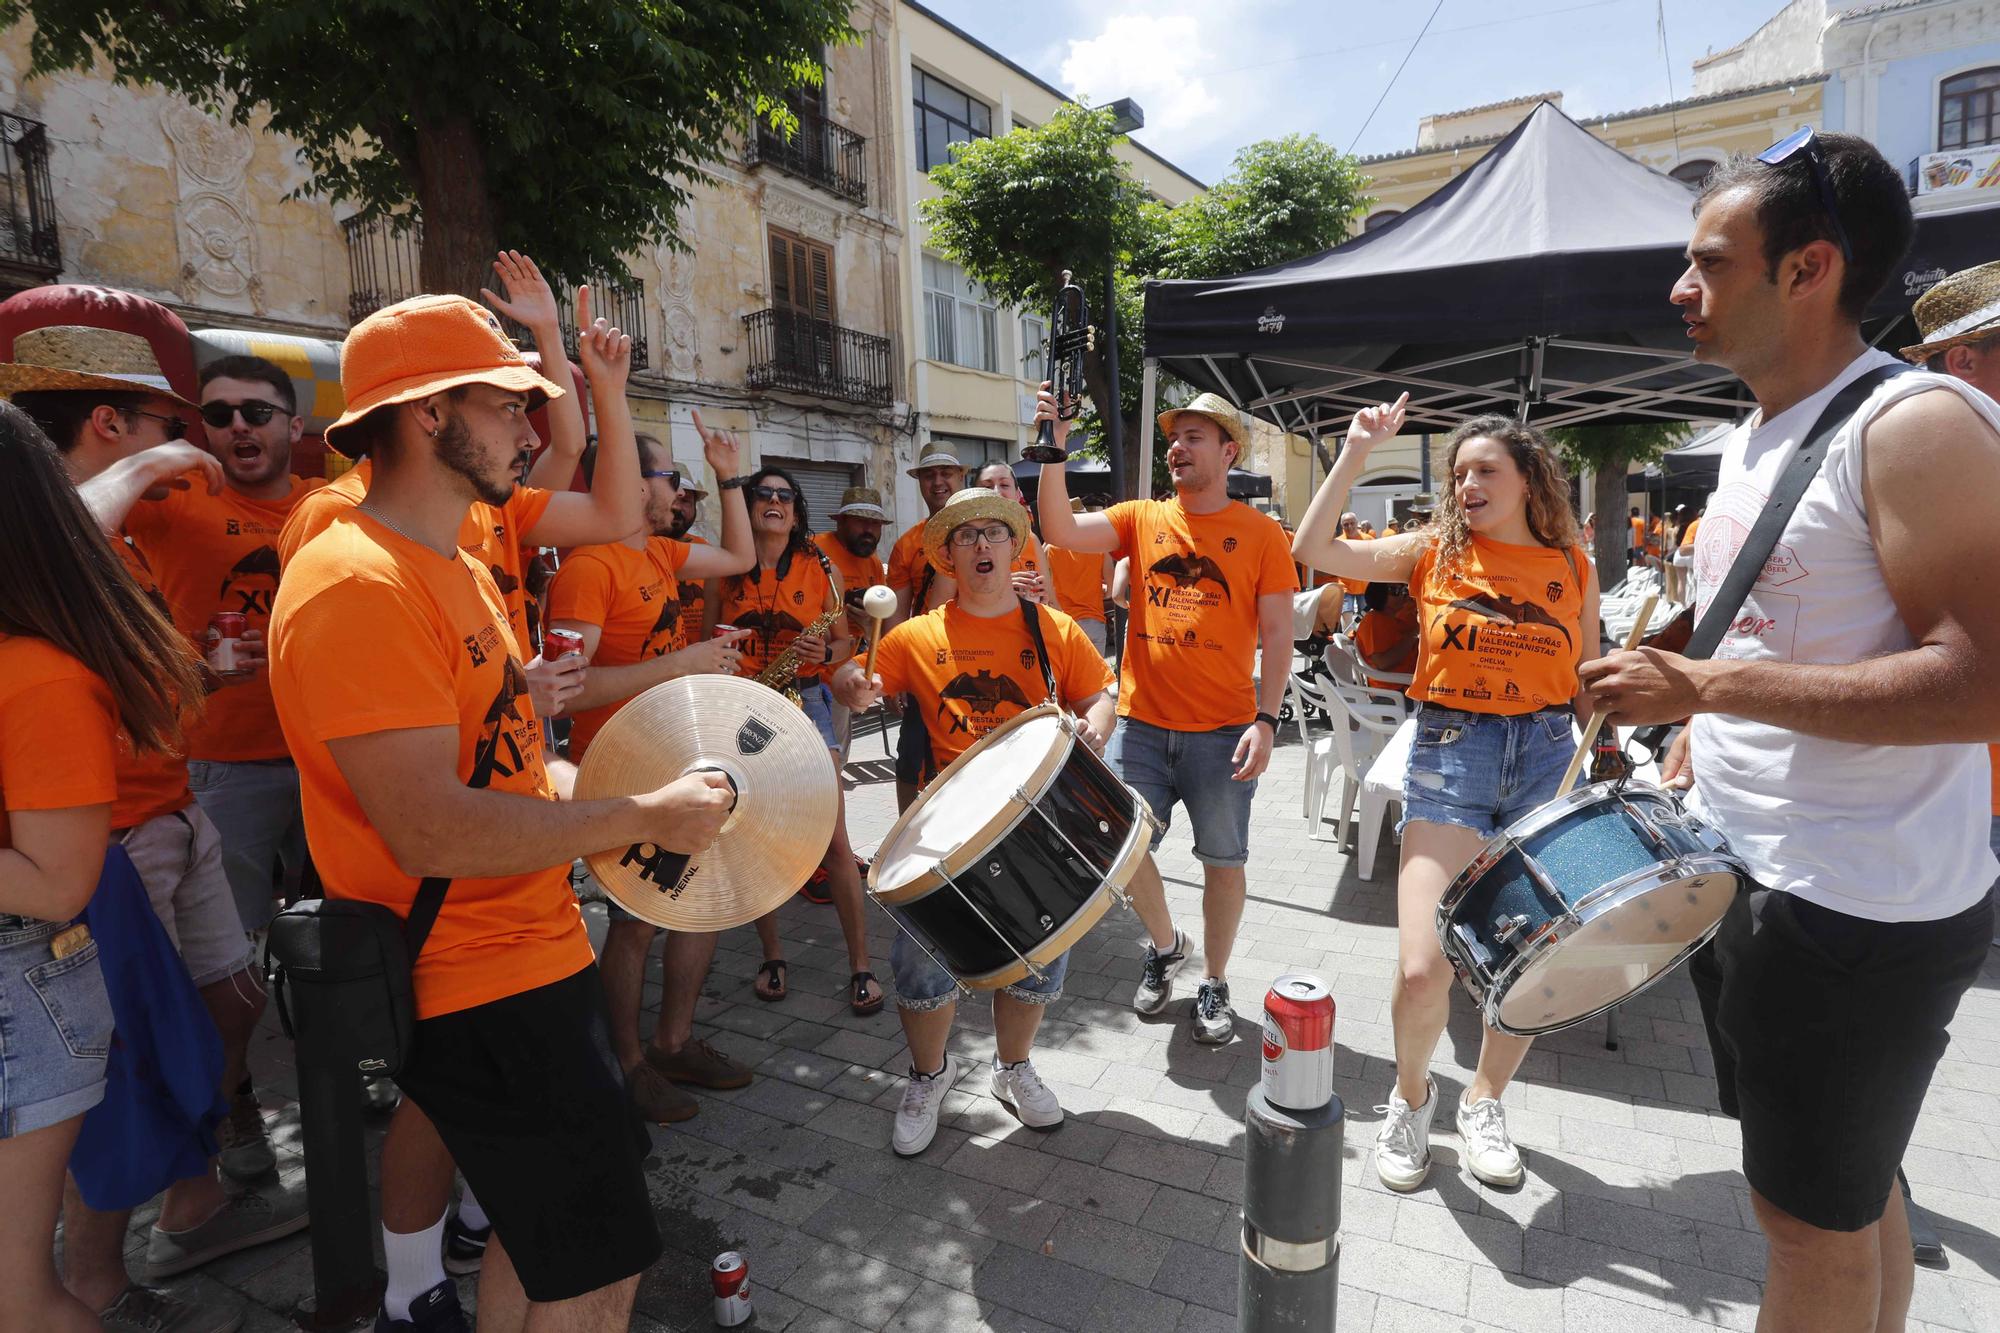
158,722,2000,1332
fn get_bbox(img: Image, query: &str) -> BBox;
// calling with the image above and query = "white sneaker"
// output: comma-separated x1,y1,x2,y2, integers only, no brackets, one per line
1456,1094,1525,1187
991,1058,1063,1130
1133,930,1187,1015
892,1055,959,1157
1374,1076,1438,1192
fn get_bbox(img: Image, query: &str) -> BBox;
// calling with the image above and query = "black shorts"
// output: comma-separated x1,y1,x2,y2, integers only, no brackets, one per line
895,699,932,786
1690,883,1991,1232
395,964,660,1301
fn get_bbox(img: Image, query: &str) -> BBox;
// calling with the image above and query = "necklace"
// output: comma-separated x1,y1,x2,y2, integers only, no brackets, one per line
358,501,452,559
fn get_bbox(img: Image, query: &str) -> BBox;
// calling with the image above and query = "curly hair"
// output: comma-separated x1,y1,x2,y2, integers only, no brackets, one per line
1425,415,1579,573
721,465,815,604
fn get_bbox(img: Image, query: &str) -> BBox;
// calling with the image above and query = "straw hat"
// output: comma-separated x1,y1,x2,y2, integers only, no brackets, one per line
1901,261,2000,362
922,487,1028,575
1158,391,1248,446
325,294,566,455
906,449,965,479
0,325,198,409
831,485,887,521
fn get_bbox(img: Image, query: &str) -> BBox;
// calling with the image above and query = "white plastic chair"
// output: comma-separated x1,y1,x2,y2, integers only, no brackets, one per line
1287,671,1341,824
1330,632,1416,695
1355,715,1417,880
1313,680,1409,853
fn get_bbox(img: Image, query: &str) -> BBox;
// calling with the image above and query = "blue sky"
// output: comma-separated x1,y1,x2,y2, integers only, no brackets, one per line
918,0,1806,185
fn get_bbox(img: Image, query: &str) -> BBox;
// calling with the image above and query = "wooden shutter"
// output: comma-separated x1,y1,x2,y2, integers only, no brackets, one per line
769,229,837,324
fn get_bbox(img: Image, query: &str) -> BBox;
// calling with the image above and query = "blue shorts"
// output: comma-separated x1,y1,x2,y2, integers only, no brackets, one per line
797,680,839,751
0,916,112,1138
1106,717,1255,868
889,929,1068,1011
1399,704,1576,838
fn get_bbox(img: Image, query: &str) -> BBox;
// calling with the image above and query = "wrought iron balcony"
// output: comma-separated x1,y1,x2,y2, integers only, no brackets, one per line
0,112,60,281
500,279,651,373
742,307,891,406
746,106,868,205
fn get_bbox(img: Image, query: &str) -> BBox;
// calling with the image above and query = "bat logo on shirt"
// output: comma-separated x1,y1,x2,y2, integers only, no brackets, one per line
937,670,1033,717
1442,595,1573,650
639,597,684,658
471,657,534,786
731,609,804,638
1148,552,1231,600
217,544,281,617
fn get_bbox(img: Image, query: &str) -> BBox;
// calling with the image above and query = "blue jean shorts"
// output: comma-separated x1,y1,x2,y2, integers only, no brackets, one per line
1399,704,1576,838
1106,717,1255,867
0,917,113,1138
797,680,840,751
889,929,1067,1011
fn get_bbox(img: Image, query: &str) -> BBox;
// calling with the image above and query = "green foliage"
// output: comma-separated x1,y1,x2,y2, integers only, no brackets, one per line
1140,135,1373,280
1544,420,1690,471
4,0,856,283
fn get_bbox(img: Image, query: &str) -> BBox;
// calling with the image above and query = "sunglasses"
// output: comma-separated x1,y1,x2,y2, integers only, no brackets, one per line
641,468,681,489
124,408,188,441
1757,127,1853,263
199,399,290,429
751,485,796,504
948,522,1015,548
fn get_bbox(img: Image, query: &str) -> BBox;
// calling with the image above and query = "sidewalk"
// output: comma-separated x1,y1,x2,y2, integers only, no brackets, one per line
182,725,2000,1331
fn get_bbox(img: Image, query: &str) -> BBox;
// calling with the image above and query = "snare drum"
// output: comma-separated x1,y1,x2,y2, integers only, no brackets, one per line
1437,782,1744,1036
868,705,1156,990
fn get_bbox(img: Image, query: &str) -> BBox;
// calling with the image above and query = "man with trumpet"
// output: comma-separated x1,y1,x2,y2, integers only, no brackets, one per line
832,487,1116,1156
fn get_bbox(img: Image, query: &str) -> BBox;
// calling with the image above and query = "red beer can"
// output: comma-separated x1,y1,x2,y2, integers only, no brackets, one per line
207,611,247,675
712,623,738,639
711,1251,751,1327
1261,974,1335,1110
543,627,584,659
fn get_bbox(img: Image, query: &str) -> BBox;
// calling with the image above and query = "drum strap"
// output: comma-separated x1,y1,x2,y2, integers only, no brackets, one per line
1017,598,1059,704
1634,362,1912,756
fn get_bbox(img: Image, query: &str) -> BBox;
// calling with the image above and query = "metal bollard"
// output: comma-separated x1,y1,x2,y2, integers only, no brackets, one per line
1239,1086,1343,1329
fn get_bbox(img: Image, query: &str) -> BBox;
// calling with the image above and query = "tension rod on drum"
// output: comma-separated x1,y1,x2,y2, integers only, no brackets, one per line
866,891,974,999
938,863,1050,984
1013,784,1141,911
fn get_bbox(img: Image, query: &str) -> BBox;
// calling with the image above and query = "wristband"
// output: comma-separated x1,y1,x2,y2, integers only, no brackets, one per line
1255,712,1280,731
823,642,834,665
719,474,751,491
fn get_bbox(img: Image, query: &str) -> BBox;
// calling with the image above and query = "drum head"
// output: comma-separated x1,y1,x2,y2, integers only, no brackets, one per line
874,708,1066,897
1495,867,1737,1032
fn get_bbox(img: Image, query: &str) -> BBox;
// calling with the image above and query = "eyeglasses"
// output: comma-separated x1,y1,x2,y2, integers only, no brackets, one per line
751,485,796,504
640,468,680,489
123,408,188,441
1757,127,1853,264
948,522,1015,548
199,399,290,429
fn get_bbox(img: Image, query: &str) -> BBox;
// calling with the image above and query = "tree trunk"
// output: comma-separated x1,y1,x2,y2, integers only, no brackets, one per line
412,116,500,301
1591,460,1631,588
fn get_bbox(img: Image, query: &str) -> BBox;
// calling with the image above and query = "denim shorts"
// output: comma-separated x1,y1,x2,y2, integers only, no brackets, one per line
889,928,1067,1011
188,758,307,931
0,917,113,1137
1106,717,1255,867
1399,704,1576,838
120,806,255,987
796,680,839,751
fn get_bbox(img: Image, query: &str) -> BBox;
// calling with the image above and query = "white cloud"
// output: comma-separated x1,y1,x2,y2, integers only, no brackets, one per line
1059,12,1221,136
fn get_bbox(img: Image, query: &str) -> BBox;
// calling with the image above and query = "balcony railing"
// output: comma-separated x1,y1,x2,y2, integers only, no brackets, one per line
342,214,648,369
742,307,891,406
746,107,868,205
0,112,60,279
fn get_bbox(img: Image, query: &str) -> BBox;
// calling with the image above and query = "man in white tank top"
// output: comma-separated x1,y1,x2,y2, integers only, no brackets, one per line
1580,133,2000,1332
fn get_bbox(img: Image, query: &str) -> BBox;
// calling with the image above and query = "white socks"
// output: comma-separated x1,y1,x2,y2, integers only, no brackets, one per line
457,1187,490,1231
381,1211,448,1321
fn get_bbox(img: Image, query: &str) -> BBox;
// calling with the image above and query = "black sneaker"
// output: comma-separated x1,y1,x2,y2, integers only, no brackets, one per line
376,1279,467,1332
1191,978,1234,1045
1133,929,1187,1016
443,1214,490,1276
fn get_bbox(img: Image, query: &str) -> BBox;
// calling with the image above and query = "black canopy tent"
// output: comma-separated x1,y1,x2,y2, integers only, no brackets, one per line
1010,455,1272,503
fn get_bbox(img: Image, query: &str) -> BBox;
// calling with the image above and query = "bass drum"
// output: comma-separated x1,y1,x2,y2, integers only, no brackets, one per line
869,705,1155,990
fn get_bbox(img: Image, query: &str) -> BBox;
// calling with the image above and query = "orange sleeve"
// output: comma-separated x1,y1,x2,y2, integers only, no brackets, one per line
886,530,919,592
2,674,118,816
871,620,915,698
545,552,618,632
1052,611,1114,703
661,538,691,578
1255,523,1300,597
276,579,462,743
1104,502,1141,559
511,486,555,543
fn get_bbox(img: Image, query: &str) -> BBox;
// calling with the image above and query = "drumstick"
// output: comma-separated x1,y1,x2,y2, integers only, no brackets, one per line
1555,593,1658,798
861,584,896,679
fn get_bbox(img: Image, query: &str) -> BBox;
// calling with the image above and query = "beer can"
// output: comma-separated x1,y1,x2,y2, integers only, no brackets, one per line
1261,974,1335,1110
543,627,584,659
711,1251,751,1327
712,623,738,639
207,611,247,674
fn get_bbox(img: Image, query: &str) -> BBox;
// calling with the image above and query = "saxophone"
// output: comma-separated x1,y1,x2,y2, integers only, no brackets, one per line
754,605,845,706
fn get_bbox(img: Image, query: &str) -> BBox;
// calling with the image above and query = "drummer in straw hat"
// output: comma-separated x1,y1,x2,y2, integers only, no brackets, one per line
832,487,1123,1156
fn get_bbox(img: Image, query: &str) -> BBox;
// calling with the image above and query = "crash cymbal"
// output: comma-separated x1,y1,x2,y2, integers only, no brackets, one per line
574,675,837,930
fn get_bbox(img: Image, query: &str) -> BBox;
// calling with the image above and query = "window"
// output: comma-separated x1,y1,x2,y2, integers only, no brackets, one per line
922,254,998,372
770,228,835,321
914,68,991,172
1669,160,1717,188
1940,67,2000,150
929,432,1010,476
1363,210,1402,232
1020,312,1047,385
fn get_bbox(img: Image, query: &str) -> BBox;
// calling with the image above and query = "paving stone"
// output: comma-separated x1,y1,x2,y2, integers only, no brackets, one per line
970,1188,1069,1250
1137,1185,1233,1244
779,1242,923,1328
1037,1158,1160,1224
940,1135,1060,1193
1149,1239,1238,1313
1102,1134,1219,1188
1044,1209,1173,1286
859,1213,997,1292
970,1244,1109,1331
882,1279,990,1333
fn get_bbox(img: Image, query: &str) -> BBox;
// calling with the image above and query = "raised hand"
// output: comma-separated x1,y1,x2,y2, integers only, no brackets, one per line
691,409,742,480
479,250,561,335
575,285,632,393
1344,392,1410,458
1031,382,1071,453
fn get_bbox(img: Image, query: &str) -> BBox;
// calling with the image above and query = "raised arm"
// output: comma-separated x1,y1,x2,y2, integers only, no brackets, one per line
523,288,645,549
677,413,754,580
483,251,585,493
1292,395,1425,583
77,442,222,534
1031,384,1121,554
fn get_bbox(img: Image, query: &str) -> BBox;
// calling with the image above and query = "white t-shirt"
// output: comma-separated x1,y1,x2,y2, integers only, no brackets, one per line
1686,349,1999,922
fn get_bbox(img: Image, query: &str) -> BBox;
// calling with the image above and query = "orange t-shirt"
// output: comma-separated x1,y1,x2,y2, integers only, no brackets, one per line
887,522,1041,613
1406,535,1586,715
1044,544,1108,624
677,534,710,647
718,544,842,682
126,474,325,763
815,531,889,661
1678,517,1701,551
1353,600,1420,690
1108,498,1298,731
277,459,553,659
269,512,590,1019
1628,515,1645,550
111,542,194,829
872,601,1112,770
0,634,119,856
545,536,692,758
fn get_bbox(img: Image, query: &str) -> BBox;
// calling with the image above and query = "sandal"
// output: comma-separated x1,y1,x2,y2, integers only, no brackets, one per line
754,959,788,1002
850,970,884,1016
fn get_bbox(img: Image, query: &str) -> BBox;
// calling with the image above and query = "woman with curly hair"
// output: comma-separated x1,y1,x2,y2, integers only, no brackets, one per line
1293,393,1600,1194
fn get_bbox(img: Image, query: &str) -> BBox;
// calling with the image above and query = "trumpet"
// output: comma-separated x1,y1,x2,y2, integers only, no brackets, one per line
1022,268,1093,464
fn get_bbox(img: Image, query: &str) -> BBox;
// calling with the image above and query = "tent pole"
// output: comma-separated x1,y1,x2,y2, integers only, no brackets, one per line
1138,357,1158,501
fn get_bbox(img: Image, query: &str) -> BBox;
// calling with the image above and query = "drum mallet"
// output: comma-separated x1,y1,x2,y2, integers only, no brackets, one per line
1241,978,1343,1332
861,584,897,758
1555,594,1658,798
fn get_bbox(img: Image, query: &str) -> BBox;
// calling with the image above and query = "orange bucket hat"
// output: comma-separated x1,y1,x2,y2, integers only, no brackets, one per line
325,294,566,456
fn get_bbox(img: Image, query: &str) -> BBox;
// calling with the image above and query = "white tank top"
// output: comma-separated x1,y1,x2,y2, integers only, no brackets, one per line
1685,349,1999,922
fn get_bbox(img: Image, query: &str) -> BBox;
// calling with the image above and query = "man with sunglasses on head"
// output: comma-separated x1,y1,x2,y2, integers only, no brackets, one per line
1580,131,2000,1332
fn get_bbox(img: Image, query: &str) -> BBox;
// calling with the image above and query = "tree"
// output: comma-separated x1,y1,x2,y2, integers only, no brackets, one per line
921,109,1371,492
1545,421,1691,579
5,0,854,300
